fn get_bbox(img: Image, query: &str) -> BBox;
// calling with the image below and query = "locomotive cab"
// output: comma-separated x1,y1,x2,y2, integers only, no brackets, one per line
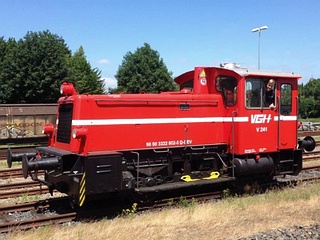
233,69,305,176
175,65,312,177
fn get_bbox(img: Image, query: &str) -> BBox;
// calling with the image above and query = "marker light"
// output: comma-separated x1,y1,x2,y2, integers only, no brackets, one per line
72,127,88,139
42,124,54,136
60,82,78,96
297,121,302,129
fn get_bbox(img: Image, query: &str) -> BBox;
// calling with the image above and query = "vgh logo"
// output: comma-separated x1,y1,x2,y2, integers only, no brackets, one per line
251,114,272,124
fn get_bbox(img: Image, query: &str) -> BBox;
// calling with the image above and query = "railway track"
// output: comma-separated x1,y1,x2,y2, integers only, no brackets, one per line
0,168,44,180
0,197,76,234
0,168,48,199
303,150,320,161
0,187,225,234
0,212,76,233
298,130,320,137
0,168,24,179
0,181,49,199
1,168,320,235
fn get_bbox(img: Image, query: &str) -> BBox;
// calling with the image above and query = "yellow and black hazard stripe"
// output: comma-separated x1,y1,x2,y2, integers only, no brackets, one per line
79,172,86,206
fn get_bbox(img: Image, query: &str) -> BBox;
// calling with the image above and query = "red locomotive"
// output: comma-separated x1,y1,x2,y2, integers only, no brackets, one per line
9,64,316,206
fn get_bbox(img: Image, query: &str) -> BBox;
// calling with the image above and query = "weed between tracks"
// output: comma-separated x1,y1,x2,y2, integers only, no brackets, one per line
3,181,320,240
0,160,20,170
0,161,9,170
0,193,49,206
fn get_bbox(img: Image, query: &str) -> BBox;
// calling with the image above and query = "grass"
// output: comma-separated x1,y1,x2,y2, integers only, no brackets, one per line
299,118,320,122
0,160,21,170
0,160,8,169
313,136,320,141
4,182,320,240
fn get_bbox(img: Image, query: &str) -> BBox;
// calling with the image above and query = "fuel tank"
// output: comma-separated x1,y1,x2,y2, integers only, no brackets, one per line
233,157,274,177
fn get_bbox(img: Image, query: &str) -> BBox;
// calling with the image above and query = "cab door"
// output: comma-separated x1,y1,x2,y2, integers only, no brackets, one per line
243,78,278,154
277,81,297,149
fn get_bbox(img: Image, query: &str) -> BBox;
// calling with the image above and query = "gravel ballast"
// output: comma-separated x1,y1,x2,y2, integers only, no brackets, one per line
240,224,320,239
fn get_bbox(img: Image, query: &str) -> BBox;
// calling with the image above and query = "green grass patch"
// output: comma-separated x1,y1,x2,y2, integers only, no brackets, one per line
0,159,21,170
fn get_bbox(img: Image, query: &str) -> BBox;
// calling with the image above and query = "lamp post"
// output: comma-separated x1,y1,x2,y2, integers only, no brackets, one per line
252,26,268,70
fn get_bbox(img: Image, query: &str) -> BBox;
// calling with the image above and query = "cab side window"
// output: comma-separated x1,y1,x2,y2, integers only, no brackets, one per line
180,79,193,91
280,84,292,115
216,76,237,107
246,78,276,109
246,79,262,108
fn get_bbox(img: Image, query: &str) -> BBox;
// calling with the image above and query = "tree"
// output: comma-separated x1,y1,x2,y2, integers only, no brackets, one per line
299,95,317,118
66,46,105,94
0,37,21,103
114,43,177,93
0,37,6,64
0,37,8,100
299,78,320,118
0,32,105,103
0,30,71,103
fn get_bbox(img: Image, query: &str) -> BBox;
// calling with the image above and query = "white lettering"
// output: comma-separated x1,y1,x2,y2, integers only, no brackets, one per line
245,148,256,153
251,114,271,124
256,127,268,132
146,139,193,148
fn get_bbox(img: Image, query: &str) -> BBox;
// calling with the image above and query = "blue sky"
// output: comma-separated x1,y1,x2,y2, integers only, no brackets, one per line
1,1,320,88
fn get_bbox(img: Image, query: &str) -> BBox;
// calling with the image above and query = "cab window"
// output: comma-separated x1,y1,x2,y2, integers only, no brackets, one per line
180,79,193,91
216,76,237,106
280,83,292,115
246,78,276,108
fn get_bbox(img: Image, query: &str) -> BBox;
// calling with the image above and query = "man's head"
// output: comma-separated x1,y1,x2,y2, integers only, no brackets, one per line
266,79,275,92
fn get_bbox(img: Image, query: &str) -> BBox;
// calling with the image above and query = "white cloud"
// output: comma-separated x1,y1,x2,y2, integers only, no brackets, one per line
97,59,111,64
102,77,117,90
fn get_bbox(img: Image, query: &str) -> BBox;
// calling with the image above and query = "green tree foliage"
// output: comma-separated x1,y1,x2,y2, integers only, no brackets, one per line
0,37,6,64
1,31,71,103
0,30,105,103
114,43,177,93
299,79,320,118
66,46,105,94
0,37,20,103
0,37,7,97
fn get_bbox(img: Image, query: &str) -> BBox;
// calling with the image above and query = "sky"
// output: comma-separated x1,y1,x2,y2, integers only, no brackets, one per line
1,0,320,88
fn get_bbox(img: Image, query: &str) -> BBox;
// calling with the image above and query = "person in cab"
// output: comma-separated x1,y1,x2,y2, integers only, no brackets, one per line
265,79,275,109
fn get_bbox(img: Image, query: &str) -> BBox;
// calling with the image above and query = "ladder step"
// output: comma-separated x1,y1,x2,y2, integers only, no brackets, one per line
203,158,214,161
279,171,294,174
279,159,294,164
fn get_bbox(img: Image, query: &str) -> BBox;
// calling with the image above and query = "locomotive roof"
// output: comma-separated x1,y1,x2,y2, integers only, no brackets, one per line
230,67,301,79
174,67,301,85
